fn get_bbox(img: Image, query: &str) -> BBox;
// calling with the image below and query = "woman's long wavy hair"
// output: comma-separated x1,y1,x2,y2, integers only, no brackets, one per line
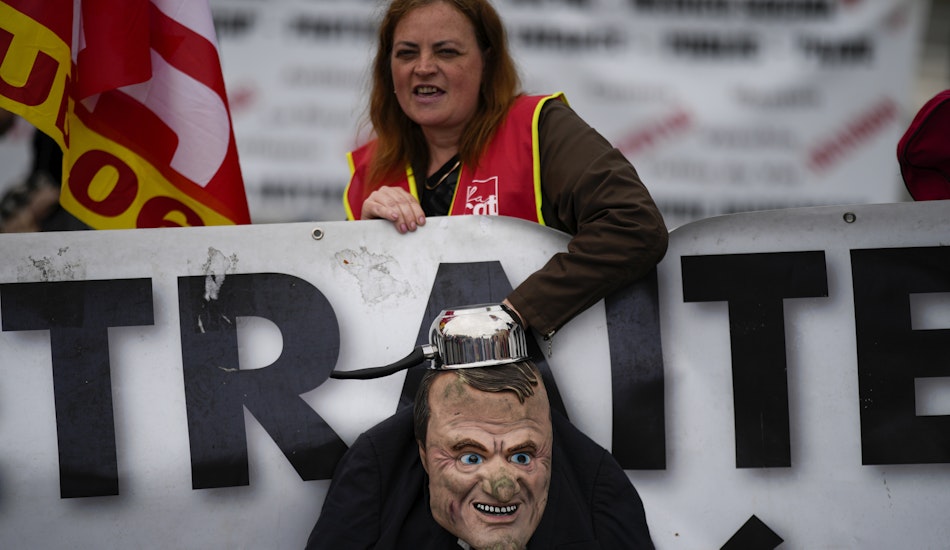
365,0,521,194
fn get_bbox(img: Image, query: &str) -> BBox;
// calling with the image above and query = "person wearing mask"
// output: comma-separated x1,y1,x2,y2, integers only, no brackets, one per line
308,354,654,549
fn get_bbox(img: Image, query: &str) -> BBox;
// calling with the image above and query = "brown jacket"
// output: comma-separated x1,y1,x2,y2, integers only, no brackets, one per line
506,99,668,336
412,98,668,337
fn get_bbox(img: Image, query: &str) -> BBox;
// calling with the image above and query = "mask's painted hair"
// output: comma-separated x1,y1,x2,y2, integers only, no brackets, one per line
413,361,540,444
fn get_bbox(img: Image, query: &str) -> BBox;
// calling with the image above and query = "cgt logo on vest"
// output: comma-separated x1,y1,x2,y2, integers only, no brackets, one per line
464,177,499,215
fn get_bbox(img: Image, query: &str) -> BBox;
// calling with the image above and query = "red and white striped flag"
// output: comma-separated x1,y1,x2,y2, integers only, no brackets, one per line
0,0,250,228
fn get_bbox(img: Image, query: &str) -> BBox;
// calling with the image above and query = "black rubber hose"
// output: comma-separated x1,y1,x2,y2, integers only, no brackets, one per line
329,346,429,380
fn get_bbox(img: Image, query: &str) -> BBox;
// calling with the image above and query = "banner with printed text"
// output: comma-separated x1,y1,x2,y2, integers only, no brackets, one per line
1,203,950,548
0,0,250,229
208,0,928,227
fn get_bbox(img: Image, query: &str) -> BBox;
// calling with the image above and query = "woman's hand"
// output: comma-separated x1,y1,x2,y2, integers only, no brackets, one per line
502,299,526,328
361,186,427,234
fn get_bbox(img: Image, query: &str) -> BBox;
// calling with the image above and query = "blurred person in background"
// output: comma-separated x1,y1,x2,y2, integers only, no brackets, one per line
0,108,88,232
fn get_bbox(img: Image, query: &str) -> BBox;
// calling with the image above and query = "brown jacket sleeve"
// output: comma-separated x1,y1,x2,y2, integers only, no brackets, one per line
506,100,668,337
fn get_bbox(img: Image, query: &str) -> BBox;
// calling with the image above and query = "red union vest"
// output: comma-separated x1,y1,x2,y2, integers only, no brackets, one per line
343,93,566,224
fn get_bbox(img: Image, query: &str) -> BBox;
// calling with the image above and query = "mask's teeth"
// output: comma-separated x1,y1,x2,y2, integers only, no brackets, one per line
475,503,518,515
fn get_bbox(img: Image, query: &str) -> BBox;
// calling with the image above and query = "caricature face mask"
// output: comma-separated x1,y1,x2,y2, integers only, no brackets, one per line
328,302,549,548
418,369,553,550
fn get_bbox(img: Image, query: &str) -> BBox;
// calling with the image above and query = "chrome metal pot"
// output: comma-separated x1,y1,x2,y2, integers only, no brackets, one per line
429,303,528,369
330,303,529,380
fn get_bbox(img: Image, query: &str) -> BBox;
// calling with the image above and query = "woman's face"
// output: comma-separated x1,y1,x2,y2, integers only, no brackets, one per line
391,2,485,143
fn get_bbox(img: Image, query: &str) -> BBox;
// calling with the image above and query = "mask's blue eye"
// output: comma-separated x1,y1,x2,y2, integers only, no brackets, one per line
510,453,532,465
460,453,484,465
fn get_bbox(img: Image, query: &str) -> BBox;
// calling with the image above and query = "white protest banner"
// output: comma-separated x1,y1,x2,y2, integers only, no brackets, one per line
1,202,949,547
209,0,927,227
650,199,950,547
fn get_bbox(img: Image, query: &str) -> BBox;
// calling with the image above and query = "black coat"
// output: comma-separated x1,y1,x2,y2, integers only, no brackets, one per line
306,406,654,549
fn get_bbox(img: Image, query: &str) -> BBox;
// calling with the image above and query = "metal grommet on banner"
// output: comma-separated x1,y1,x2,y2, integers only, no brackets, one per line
311,227,325,240
843,212,857,224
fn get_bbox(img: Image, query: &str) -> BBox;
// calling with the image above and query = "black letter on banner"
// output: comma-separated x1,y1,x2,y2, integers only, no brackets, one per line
178,273,347,489
397,262,567,417
0,279,154,498
605,269,666,469
681,252,827,468
852,247,950,464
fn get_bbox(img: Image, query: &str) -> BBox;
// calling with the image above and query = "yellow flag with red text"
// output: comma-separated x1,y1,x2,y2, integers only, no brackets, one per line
0,0,250,228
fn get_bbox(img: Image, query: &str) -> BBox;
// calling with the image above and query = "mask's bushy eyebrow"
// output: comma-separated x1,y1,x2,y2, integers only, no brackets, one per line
451,438,488,453
506,441,539,455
